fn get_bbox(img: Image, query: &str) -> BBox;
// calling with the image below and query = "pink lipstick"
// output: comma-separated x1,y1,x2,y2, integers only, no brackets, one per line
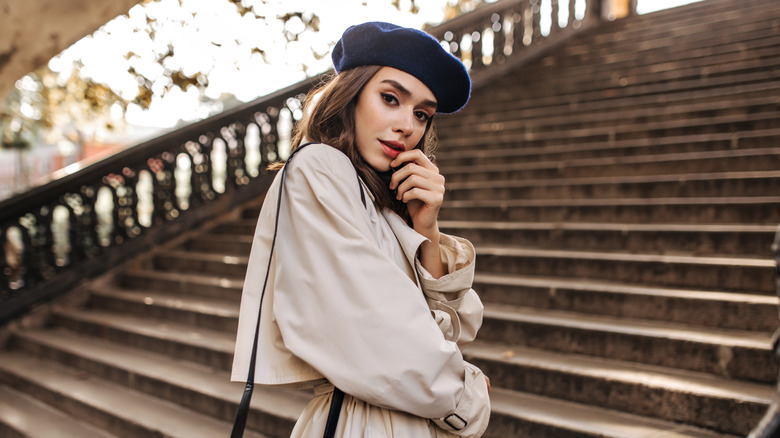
380,141,404,159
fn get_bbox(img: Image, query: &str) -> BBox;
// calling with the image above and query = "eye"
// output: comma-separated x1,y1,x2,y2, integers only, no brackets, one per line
381,93,398,105
414,111,431,122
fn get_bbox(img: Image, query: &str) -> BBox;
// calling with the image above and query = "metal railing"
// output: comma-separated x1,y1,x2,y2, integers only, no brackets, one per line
0,0,615,323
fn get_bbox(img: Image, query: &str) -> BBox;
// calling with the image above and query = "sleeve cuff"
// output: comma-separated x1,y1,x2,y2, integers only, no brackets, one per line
433,362,491,437
416,233,476,300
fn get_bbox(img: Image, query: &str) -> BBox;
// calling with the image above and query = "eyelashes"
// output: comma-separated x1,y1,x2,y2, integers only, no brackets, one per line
380,93,431,122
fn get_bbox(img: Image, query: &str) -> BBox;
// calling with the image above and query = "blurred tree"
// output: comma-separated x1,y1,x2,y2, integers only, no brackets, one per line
0,0,483,151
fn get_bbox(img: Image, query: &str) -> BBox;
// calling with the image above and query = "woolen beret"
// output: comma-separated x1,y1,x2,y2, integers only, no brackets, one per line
332,21,471,113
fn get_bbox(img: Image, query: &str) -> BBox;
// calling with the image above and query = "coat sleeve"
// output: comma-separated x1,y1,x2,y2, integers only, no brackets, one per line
272,145,489,437
416,234,484,348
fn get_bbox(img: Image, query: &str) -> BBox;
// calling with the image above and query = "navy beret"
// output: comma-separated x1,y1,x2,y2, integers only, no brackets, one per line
332,21,471,114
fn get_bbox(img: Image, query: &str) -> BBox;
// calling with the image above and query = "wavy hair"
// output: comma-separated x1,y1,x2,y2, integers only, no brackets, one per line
287,66,438,221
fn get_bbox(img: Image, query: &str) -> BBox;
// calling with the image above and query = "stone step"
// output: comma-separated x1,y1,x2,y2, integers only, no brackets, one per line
464,342,772,436
441,147,780,182
152,249,249,278
505,27,779,99
182,232,253,255
541,10,778,75
445,170,780,201
474,245,775,294
471,272,778,332
490,11,779,89
0,384,120,438
211,220,258,235
51,308,235,371
461,69,779,132
435,128,780,166
0,352,270,438
515,37,779,99
442,81,780,130
446,89,780,137
439,196,780,226
440,109,780,149
479,49,779,113
440,220,775,258
118,268,243,300
582,0,774,43
486,387,738,438
479,303,776,383
88,286,239,333
9,328,306,437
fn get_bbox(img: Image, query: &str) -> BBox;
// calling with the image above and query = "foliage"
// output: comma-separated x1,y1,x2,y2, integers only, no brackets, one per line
0,0,485,151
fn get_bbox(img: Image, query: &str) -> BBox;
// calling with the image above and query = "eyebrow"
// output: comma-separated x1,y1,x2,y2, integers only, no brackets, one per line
381,79,438,110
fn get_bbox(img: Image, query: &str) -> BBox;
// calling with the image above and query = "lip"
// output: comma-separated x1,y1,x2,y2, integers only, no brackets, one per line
380,140,404,159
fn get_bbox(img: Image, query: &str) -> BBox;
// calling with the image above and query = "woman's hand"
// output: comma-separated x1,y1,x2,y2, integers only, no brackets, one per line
390,149,446,279
389,149,445,238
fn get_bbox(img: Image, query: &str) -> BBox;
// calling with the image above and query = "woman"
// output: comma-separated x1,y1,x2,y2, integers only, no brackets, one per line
232,21,491,437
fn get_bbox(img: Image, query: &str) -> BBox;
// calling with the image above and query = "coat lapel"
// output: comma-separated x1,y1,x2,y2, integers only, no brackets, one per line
382,209,427,273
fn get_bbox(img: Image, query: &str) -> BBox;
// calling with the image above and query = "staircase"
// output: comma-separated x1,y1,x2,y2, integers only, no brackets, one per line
1,0,779,436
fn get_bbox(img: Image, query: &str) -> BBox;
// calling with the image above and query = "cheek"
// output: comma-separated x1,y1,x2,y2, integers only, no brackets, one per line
411,126,427,147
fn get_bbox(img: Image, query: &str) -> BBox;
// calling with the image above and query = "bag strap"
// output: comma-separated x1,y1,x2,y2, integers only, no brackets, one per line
231,142,356,438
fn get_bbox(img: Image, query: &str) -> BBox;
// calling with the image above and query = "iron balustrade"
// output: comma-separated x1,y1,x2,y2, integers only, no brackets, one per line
0,0,618,323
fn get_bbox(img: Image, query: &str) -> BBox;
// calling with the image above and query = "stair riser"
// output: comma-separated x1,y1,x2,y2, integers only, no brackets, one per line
563,10,778,54
436,133,780,167
443,227,775,259
468,356,766,436
474,281,779,332
463,77,780,131
486,36,780,100
88,294,238,333
476,253,775,294
153,255,247,278
577,10,776,54
440,202,780,226
0,424,25,438
482,60,780,104
446,102,780,139
184,238,252,256
469,69,779,119
442,154,780,182
209,222,257,235
51,314,233,372
440,114,779,149
477,317,776,382
119,272,243,301
484,413,599,438
446,176,780,201
8,336,295,437
0,368,156,438
446,83,780,130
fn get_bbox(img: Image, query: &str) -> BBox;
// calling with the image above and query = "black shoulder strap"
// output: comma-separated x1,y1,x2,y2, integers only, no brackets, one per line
231,142,349,438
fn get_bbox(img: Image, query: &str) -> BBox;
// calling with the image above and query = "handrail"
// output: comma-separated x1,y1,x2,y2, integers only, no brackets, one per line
0,0,614,323
0,76,322,322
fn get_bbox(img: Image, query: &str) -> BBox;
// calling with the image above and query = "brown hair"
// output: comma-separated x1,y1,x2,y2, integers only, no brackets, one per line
287,65,438,221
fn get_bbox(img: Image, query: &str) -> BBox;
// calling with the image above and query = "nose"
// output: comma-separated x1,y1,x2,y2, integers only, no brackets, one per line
393,110,415,138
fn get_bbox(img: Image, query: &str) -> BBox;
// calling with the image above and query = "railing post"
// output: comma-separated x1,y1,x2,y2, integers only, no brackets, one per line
586,0,606,22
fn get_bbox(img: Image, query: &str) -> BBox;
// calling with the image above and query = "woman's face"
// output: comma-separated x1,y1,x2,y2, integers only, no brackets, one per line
354,67,437,172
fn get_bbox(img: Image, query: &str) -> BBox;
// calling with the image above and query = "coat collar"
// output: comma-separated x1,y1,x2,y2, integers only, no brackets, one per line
358,176,427,269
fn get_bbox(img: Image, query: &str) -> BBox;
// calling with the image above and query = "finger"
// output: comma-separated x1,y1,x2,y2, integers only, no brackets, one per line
390,162,444,190
399,187,445,208
391,149,438,172
396,172,444,196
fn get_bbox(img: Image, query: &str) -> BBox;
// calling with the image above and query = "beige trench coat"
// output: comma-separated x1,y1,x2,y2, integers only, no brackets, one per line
231,144,490,437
